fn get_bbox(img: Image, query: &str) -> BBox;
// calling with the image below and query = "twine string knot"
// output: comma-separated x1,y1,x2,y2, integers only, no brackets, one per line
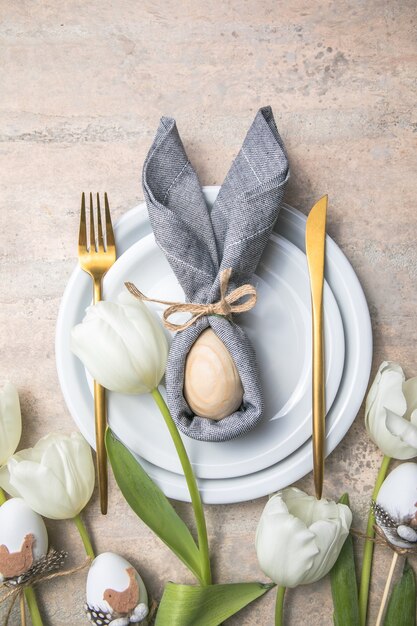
125,267,257,332
0,553,92,625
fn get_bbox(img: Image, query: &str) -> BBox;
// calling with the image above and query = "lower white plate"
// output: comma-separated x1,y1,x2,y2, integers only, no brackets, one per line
56,188,372,503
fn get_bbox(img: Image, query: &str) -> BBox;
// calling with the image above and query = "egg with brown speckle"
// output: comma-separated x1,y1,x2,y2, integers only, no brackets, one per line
86,552,149,625
0,498,48,582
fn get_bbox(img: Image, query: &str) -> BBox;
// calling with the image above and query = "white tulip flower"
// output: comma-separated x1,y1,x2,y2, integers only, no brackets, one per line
0,432,95,519
71,291,169,394
0,382,22,466
365,362,417,459
255,488,352,588
375,462,417,550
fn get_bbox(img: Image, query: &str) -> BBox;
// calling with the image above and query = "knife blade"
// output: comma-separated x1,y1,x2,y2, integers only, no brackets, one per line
305,195,328,499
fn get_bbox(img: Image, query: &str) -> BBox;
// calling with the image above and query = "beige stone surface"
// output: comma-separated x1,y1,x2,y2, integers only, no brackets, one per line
1,0,416,624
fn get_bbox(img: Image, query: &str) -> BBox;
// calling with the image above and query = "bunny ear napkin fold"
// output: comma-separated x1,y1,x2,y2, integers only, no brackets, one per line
138,107,289,442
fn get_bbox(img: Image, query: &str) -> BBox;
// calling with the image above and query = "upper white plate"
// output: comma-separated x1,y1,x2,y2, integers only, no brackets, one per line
93,229,344,479
56,188,372,503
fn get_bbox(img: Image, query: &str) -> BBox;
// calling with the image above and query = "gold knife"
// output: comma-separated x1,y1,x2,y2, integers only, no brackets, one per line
305,195,328,500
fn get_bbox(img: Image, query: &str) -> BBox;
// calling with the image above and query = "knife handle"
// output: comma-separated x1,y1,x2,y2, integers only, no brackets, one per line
312,293,325,500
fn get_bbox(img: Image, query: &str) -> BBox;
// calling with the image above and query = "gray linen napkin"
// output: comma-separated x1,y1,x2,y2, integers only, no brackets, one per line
142,106,289,441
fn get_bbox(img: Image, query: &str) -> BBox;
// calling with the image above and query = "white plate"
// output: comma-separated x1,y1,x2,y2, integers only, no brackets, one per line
56,188,372,503
94,230,344,479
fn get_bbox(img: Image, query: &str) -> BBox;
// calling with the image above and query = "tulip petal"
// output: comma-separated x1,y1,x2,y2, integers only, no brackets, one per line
71,294,168,394
307,519,341,581
0,464,20,497
117,292,168,377
288,496,351,584
11,433,64,463
287,492,340,526
0,382,22,466
41,433,94,515
365,362,417,459
279,488,318,525
308,513,350,582
256,492,319,588
90,294,168,389
71,310,149,393
403,377,417,423
385,411,417,454
255,489,352,588
6,458,76,519
366,362,406,418
2,432,95,519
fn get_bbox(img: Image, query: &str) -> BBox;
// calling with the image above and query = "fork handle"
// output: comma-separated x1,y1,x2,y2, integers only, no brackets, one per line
94,380,108,515
93,278,108,515
93,280,102,306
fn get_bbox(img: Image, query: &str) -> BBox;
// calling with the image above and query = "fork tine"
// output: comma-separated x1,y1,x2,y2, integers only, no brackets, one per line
96,193,104,252
104,193,115,248
78,192,87,250
89,192,96,252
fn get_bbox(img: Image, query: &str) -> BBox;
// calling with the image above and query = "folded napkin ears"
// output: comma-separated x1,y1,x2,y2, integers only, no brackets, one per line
142,107,289,442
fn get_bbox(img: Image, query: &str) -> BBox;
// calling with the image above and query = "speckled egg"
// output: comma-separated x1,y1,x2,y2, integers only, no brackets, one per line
376,462,417,549
86,552,149,624
377,462,417,522
0,498,48,581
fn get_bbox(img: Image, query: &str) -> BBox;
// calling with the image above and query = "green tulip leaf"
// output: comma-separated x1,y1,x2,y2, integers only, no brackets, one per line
106,429,203,582
383,559,416,626
155,581,275,626
330,493,360,626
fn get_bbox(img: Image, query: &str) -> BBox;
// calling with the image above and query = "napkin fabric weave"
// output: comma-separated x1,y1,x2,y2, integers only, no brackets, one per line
142,106,289,441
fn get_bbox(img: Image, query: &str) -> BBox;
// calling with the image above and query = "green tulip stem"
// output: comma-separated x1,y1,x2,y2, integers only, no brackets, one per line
24,587,44,626
0,487,6,505
359,454,391,626
275,586,286,626
73,513,95,559
151,387,212,586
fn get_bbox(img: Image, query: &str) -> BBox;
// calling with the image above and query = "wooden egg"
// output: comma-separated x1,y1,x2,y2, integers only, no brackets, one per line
184,328,244,420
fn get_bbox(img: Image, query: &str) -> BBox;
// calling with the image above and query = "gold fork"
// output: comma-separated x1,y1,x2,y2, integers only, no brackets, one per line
78,192,116,514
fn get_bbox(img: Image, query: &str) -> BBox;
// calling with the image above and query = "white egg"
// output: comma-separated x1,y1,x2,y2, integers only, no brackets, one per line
377,462,417,522
0,498,48,579
86,552,148,616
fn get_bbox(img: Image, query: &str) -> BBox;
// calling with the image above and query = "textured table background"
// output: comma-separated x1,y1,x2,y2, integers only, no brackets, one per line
1,1,416,624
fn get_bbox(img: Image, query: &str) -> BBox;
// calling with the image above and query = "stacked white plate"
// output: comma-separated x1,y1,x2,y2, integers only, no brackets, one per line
56,187,372,504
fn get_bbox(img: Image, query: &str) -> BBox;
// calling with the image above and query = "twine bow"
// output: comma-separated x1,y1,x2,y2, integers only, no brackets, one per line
125,268,257,332
0,553,91,626
350,525,417,556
